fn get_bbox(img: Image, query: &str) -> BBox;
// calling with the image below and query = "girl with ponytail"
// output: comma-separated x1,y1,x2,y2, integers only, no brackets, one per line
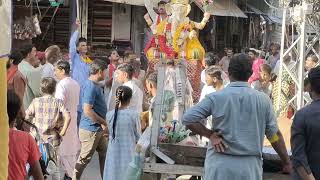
103,86,141,180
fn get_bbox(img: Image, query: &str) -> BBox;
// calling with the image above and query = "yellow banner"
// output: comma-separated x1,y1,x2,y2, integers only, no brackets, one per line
0,58,8,180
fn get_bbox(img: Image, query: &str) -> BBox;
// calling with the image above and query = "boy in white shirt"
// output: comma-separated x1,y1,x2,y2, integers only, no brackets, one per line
116,63,143,113
201,52,218,86
200,66,225,101
199,66,225,146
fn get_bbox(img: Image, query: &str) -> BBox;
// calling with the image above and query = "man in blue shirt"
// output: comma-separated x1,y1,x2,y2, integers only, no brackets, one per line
73,60,108,180
291,66,320,180
183,54,291,180
69,19,93,124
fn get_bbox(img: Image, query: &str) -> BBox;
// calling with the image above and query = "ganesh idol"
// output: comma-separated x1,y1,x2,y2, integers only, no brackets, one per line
144,0,211,101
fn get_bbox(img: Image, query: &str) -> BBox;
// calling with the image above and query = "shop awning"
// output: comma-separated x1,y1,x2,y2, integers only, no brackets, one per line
245,4,282,24
104,0,144,6
194,0,247,18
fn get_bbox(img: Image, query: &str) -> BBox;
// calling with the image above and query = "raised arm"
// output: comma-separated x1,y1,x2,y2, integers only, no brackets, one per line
144,0,157,22
69,19,80,60
193,12,210,30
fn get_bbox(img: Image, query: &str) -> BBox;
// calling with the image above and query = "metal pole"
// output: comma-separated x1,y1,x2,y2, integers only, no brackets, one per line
297,5,307,109
276,9,287,112
81,0,88,39
76,0,79,18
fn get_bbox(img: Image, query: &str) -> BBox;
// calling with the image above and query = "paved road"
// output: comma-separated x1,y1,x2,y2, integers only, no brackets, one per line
81,153,102,180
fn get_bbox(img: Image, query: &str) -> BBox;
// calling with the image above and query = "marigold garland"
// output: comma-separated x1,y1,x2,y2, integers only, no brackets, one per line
156,20,166,36
172,23,189,53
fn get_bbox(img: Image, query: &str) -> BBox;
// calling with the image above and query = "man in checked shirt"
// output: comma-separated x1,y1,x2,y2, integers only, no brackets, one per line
25,77,71,180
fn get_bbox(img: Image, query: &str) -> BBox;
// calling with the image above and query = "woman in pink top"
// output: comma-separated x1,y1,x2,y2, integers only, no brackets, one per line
248,49,265,84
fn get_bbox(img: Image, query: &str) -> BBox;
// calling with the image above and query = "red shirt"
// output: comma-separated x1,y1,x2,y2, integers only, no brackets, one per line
8,129,40,180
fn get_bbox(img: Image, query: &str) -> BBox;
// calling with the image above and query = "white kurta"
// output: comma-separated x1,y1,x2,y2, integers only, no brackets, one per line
54,77,81,176
123,80,143,114
42,63,55,79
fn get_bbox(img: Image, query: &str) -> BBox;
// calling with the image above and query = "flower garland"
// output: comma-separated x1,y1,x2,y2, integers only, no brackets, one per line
172,23,191,53
156,20,166,36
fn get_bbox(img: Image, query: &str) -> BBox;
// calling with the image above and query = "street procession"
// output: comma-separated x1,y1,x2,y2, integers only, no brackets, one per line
1,0,320,179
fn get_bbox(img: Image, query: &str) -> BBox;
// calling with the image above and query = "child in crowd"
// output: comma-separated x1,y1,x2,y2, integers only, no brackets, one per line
199,66,225,146
116,63,144,113
252,64,273,97
130,58,149,111
106,52,136,110
130,58,145,91
103,86,141,180
200,66,225,101
132,58,146,84
42,45,62,79
25,77,71,180
104,50,119,104
201,52,218,86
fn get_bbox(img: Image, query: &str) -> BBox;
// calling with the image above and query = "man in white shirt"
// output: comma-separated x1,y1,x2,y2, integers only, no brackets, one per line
116,63,143,113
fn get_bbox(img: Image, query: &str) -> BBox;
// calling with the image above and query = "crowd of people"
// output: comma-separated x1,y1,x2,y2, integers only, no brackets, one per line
6,18,320,180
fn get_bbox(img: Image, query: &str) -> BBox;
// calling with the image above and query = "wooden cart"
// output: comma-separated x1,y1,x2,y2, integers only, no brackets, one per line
142,58,290,180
